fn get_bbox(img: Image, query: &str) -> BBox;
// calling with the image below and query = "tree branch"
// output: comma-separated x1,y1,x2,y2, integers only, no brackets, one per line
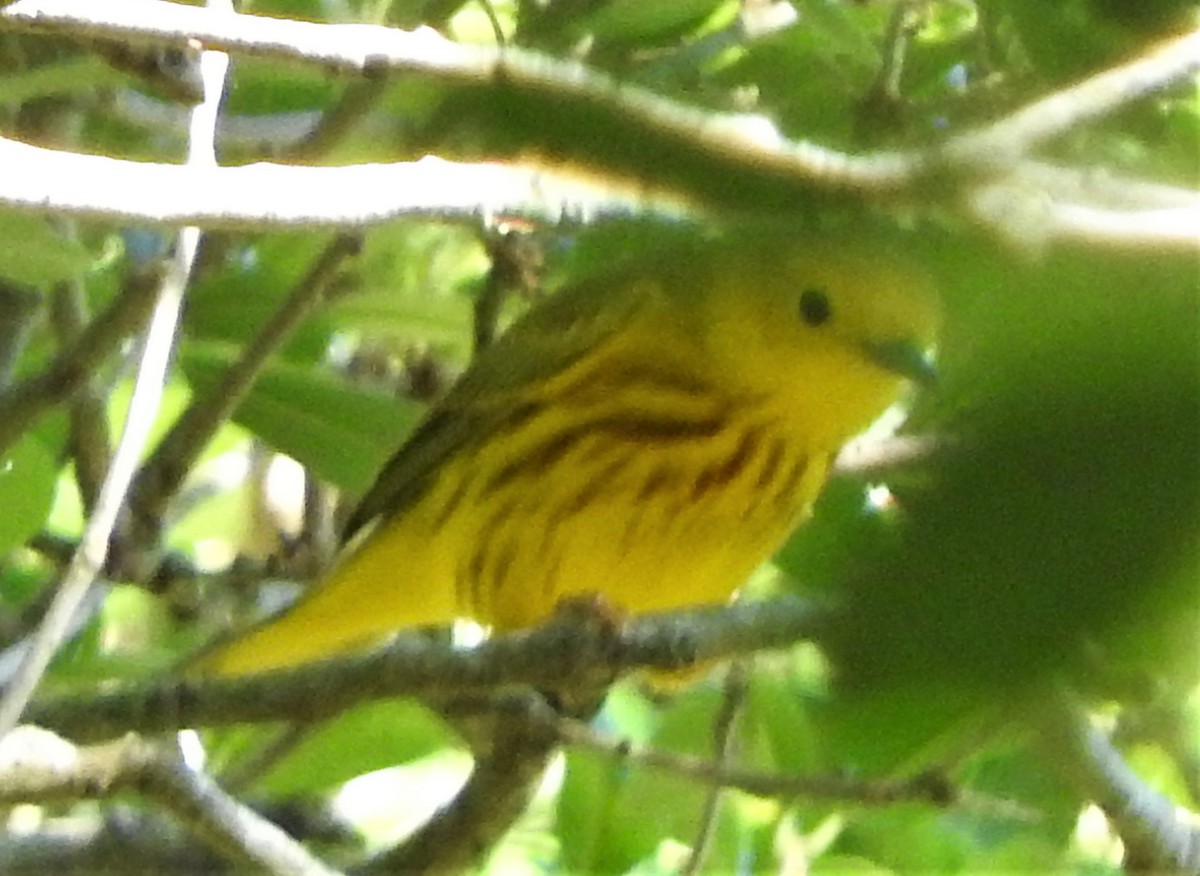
24,597,830,741
0,137,643,229
6,4,1198,189
0,269,160,458
364,693,561,874
0,726,341,876
0,0,914,201
1039,692,1200,873
49,276,114,513
550,707,1034,819
939,29,1200,174
0,15,229,741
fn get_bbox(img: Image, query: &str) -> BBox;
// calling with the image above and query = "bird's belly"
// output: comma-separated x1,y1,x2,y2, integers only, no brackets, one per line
460,451,827,630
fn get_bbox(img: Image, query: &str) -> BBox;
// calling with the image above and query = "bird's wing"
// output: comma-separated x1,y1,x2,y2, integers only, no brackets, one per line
344,276,643,537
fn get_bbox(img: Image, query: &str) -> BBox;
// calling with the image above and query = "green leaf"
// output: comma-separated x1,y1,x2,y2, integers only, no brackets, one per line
180,344,421,493
825,243,1200,705
834,805,971,872
184,234,340,363
583,0,729,45
0,432,58,554
0,212,95,287
558,689,714,872
254,699,456,797
557,747,628,873
324,222,481,355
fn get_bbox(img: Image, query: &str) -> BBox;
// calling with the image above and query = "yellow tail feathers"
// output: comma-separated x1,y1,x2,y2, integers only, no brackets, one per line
191,521,457,677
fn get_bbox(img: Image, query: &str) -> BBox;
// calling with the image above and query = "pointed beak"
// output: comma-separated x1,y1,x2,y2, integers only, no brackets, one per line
862,339,938,387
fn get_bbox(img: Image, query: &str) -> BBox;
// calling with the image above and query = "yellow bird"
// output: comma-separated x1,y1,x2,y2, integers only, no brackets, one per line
194,233,939,677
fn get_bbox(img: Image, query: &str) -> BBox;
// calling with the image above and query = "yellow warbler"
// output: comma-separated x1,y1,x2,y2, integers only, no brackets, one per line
194,234,938,677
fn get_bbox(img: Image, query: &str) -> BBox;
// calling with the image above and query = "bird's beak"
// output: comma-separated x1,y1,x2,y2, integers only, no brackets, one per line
862,339,938,387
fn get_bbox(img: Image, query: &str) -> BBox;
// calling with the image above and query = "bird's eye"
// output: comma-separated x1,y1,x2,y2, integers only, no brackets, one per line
799,287,832,326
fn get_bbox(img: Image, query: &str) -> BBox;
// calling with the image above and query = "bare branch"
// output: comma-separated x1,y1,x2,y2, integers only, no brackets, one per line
1039,692,1200,873
0,19,229,741
0,727,341,876
969,181,1200,251
0,282,40,389
366,694,559,874
940,29,1200,174
0,137,646,229
0,2,1194,251
49,276,114,513
24,597,830,741
1,0,914,201
681,663,747,876
0,270,160,458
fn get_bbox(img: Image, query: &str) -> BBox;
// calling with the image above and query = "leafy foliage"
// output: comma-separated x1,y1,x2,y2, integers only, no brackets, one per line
0,1,1196,874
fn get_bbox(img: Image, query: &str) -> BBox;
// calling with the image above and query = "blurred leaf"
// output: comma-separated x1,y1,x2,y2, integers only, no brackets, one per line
107,377,196,461
99,584,173,666
776,477,899,599
224,55,338,116
557,747,628,873
811,855,895,876
0,54,121,103
0,432,57,554
0,212,95,287
0,562,49,612
716,2,886,143
833,805,972,872
180,344,421,493
559,686,722,871
1004,0,1130,81
823,241,1200,718
582,0,729,45
326,223,481,355
744,666,827,776
254,699,456,797
184,234,340,363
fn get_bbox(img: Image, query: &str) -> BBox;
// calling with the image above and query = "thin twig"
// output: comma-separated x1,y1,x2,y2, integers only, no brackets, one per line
218,723,316,795
473,228,541,353
124,233,361,552
0,727,340,876
0,12,230,741
681,662,748,876
0,253,192,739
0,269,161,458
856,0,921,141
49,277,114,513
0,281,40,390
551,711,1036,821
876,0,918,100
474,0,506,47
297,464,340,575
277,76,390,163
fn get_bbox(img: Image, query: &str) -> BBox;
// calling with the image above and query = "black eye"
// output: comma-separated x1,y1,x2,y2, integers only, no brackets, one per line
799,287,832,326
